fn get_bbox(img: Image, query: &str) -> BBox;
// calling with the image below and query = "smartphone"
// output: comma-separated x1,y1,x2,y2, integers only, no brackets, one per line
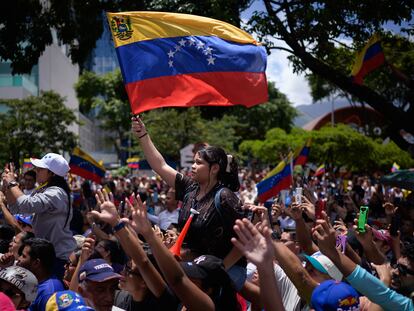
357,206,369,233
390,213,401,237
315,199,326,220
295,187,302,205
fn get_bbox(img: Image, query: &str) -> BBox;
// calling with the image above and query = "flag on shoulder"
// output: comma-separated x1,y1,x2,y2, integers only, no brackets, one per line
107,11,268,114
351,34,385,84
69,147,106,184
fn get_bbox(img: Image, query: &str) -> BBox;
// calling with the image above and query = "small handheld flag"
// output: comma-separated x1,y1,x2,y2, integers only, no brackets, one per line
391,162,400,173
107,11,268,114
69,147,106,184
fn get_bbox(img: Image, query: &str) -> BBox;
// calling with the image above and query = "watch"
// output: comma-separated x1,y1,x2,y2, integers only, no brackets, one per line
7,181,19,189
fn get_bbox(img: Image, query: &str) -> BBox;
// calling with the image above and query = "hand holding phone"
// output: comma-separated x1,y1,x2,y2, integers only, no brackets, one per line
295,187,302,205
357,206,369,233
315,199,326,220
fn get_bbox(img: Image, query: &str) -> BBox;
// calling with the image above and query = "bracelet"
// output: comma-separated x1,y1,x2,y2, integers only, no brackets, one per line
138,132,148,139
113,221,126,233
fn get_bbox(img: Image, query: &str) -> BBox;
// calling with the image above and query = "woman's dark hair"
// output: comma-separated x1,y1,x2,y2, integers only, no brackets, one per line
197,146,240,191
99,239,127,266
47,174,71,228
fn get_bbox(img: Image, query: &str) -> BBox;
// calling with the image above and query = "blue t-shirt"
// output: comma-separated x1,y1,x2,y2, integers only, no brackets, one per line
29,277,64,311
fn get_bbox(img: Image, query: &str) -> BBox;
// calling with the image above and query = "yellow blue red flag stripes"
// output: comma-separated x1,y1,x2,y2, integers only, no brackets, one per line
293,139,311,166
106,11,268,114
315,164,325,177
69,147,106,184
351,34,385,84
127,157,140,169
257,156,292,203
391,162,400,173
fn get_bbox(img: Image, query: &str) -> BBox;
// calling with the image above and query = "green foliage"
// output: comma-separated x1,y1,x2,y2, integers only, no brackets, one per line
224,82,298,140
248,1,414,152
239,124,414,172
75,70,130,158
0,91,78,163
112,165,130,177
2,0,253,74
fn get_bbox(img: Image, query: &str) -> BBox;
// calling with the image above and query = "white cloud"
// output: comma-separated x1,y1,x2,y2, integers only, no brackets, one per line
265,41,312,106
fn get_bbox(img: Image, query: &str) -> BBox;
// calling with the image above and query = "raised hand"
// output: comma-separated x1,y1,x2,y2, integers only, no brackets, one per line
301,195,315,220
231,218,274,267
2,163,16,188
383,202,398,216
286,202,303,220
352,216,374,246
90,189,120,227
312,212,337,257
126,193,153,236
271,202,282,219
80,237,96,263
333,219,348,235
131,115,147,138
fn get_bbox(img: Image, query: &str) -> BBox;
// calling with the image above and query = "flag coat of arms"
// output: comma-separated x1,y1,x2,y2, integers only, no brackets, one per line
107,11,268,113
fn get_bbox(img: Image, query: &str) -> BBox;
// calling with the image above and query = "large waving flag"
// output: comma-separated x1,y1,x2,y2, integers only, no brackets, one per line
256,155,293,203
69,147,106,184
106,11,268,114
351,34,385,84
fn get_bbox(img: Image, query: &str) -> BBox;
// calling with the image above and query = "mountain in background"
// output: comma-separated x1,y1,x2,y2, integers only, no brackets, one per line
293,98,357,127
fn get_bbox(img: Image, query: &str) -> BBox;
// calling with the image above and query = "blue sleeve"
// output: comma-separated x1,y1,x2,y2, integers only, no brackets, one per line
346,265,414,311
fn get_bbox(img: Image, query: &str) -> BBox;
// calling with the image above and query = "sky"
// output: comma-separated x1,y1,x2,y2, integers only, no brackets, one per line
241,2,313,107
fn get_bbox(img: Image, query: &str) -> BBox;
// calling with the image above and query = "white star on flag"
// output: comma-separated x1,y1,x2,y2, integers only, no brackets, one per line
174,45,181,51
207,56,216,65
204,47,213,55
178,38,186,46
168,60,174,67
196,42,204,50
188,38,196,46
167,50,175,58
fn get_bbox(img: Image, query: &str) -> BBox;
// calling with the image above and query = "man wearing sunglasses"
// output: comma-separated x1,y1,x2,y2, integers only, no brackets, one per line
391,243,414,298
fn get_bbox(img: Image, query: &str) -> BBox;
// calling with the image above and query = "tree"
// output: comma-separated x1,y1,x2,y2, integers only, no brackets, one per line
223,81,298,140
1,0,252,74
239,124,414,172
75,70,130,160
248,1,414,153
0,91,78,164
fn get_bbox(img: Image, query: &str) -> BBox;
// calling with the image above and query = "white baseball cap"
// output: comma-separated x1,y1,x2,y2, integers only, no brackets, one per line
31,153,70,177
0,266,38,302
304,251,343,281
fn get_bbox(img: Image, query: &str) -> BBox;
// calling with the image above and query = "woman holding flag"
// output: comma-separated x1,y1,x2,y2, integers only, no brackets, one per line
1,153,76,278
132,116,246,289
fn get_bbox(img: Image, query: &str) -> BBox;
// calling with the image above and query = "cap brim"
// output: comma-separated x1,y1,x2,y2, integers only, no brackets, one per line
86,272,121,282
30,158,48,169
304,255,329,274
15,215,32,226
180,262,208,280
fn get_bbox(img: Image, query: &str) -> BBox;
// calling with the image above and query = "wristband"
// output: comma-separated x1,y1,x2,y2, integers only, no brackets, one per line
113,221,126,233
138,132,148,139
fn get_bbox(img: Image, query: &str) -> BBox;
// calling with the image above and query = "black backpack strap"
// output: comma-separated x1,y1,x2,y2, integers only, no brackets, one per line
214,187,225,223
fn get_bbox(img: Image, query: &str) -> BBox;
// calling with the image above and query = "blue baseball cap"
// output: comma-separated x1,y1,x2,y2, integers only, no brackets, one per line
78,259,121,283
311,280,359,311
46,290,94,311
15,214,33,227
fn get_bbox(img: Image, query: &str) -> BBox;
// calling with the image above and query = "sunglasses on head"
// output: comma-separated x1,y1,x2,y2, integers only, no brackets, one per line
392,263,414,276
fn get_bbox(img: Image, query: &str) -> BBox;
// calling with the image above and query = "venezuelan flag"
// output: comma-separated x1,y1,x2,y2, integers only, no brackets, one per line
106,11,268,114
351,34,385,84
314,164,325,177
23,158,33,168
391,162,400,173
256,157,292,203
69,147,106,184
293,139,311,166
127,157,140,169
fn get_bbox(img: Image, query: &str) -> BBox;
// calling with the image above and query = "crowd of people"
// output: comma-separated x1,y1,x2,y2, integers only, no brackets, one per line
0,116,412,310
